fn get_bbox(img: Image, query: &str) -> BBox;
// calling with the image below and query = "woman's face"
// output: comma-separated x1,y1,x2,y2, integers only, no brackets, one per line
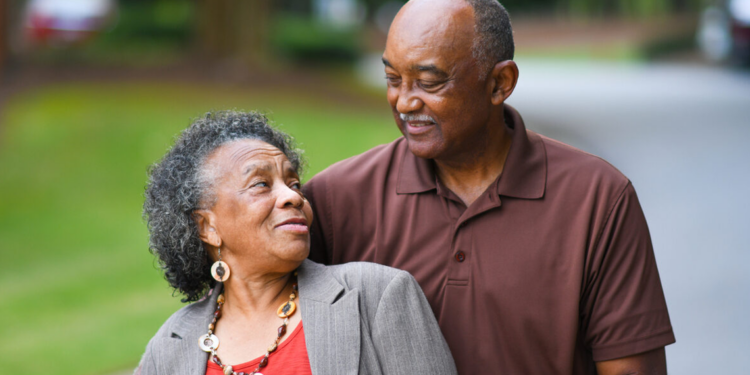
200,139,313,274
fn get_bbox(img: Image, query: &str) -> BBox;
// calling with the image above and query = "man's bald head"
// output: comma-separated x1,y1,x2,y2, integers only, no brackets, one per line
391,0,514,76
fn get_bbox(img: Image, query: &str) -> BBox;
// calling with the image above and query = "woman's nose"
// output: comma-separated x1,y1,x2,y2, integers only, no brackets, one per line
278,184,305,208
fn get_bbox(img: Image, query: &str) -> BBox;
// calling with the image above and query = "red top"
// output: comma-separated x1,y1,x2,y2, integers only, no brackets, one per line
206,322,312,375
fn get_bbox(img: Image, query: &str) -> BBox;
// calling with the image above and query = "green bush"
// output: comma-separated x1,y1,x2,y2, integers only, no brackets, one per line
271,14,363,63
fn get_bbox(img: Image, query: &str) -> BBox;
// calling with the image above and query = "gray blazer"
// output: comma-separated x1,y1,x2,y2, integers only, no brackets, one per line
135,259,457,375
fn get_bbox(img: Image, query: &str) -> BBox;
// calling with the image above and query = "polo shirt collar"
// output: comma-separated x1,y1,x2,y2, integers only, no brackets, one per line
396,104,547,200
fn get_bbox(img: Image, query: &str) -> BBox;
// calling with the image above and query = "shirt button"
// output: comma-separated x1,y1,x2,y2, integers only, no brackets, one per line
455,251,466,262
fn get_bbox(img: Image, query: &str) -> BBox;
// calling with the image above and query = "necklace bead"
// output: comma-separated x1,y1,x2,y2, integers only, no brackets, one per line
205,279,298,375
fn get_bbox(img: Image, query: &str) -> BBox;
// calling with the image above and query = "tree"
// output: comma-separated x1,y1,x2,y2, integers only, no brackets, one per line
194,0,273,64
0,0,8,75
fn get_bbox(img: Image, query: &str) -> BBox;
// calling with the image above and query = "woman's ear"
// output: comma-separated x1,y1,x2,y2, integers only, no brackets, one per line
194,209,222,248
488,60,519,106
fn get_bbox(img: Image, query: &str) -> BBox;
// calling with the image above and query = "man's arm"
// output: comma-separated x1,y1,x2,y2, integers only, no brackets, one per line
596,347,667,375
302,175,332,264
582,182,675,362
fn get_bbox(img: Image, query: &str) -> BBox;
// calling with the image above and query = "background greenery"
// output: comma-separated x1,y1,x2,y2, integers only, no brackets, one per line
0,0,706,374
0,81,399,374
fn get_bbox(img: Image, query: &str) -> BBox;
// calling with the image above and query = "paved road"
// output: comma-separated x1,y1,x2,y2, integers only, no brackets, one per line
509,59,750,374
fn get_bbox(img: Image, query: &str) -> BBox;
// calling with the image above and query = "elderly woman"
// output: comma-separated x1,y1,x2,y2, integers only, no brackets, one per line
137,111,456,375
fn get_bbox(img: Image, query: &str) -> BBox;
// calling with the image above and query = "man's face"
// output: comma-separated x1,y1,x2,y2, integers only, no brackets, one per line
383,0,493,161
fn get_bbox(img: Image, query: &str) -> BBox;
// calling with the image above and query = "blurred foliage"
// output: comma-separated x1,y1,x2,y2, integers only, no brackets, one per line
22,0,195,65
17,0,703,66
0,80,398,375
104,0,194,44
92,0,193,60
357,0,701,17
271,14,363,63
555,0,702,18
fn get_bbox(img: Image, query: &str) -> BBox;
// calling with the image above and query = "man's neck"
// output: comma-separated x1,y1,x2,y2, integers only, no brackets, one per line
434,126,512,207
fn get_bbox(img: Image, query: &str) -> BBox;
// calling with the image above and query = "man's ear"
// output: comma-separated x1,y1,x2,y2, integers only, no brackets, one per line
194,209,222,248
488,60,519,106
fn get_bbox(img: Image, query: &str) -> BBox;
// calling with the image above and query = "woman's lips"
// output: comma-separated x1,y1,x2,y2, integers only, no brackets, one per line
276,223,309,233
275,218,309,233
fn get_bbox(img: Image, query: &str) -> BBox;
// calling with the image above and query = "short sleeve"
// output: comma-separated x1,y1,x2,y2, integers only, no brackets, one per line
582,182,675,361
303,175,333,265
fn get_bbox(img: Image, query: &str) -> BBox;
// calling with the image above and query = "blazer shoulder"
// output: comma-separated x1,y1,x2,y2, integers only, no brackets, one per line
144,291,216,345
325,262,417,313
327,261,409,289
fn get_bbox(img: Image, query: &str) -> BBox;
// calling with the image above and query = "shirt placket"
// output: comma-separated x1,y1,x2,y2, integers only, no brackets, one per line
447,220,471,285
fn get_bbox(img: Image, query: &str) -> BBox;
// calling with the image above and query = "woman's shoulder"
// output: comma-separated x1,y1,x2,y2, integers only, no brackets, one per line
306,259,410,286
147,288,218,341
329,261,410,282
301,260,420,306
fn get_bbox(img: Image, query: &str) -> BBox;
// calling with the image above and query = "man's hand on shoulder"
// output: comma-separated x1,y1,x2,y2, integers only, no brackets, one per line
595,347,667,375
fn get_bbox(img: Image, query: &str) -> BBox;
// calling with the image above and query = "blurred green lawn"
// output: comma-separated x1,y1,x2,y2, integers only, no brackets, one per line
0,81,399,375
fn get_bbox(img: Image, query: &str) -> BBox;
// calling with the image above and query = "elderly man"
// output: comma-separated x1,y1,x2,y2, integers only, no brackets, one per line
302,0,675,374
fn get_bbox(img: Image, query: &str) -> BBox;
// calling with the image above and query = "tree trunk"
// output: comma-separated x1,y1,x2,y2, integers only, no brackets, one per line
195,0,272,64
0,0,7,76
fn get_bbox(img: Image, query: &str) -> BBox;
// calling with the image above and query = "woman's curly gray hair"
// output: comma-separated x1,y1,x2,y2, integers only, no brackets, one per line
143,110,304,302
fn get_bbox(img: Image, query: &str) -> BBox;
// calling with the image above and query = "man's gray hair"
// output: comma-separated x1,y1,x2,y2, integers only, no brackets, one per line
464,0,514,76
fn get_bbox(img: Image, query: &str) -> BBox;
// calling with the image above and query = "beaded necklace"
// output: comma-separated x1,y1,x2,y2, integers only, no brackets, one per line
199,274,299,375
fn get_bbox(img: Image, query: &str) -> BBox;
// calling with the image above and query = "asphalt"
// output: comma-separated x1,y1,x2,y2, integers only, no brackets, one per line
508,59,750,374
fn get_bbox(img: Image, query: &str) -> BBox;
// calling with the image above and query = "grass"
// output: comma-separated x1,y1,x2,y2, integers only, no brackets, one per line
0,80,399,374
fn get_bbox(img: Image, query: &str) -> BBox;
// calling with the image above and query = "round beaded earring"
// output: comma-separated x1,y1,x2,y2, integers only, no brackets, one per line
211,248,230,282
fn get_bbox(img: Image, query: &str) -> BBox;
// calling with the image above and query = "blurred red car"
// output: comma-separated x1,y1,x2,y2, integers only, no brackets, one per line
729,0,750,61
698,0,750,62
23,0,117,47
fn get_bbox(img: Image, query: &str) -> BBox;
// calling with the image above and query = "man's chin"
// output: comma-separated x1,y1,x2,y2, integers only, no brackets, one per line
405,138,442,160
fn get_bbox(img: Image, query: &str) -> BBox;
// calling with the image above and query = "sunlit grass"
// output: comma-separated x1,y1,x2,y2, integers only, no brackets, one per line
0,81,399,374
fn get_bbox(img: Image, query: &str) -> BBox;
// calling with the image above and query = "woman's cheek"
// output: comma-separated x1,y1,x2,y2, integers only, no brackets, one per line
303,202,314,227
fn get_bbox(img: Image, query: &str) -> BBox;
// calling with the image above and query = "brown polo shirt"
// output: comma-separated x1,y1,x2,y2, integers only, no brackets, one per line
302,105,675,374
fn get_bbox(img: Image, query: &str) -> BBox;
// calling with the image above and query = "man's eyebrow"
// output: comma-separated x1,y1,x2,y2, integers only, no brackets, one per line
414,64,448,77
382,58,448,78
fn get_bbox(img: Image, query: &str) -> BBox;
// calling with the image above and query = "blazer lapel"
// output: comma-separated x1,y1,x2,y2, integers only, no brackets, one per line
154,336,206,374
299,260,361,375
161,284,219,374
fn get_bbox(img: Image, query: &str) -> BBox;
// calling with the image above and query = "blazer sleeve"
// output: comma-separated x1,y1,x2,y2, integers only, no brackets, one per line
134,338,158,375
370,271,458,375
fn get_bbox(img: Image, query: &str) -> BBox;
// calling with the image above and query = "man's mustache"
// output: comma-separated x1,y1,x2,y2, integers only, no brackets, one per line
399,113,436,123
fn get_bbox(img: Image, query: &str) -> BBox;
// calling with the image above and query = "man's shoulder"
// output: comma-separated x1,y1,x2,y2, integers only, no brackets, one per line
309,137,406,183
536,131,630,190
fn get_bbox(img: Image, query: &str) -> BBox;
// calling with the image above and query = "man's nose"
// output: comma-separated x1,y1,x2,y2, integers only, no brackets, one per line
396,87,423,114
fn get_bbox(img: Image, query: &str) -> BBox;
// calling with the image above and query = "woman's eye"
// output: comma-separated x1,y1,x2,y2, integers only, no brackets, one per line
290,182,301,190
252,181,269,188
